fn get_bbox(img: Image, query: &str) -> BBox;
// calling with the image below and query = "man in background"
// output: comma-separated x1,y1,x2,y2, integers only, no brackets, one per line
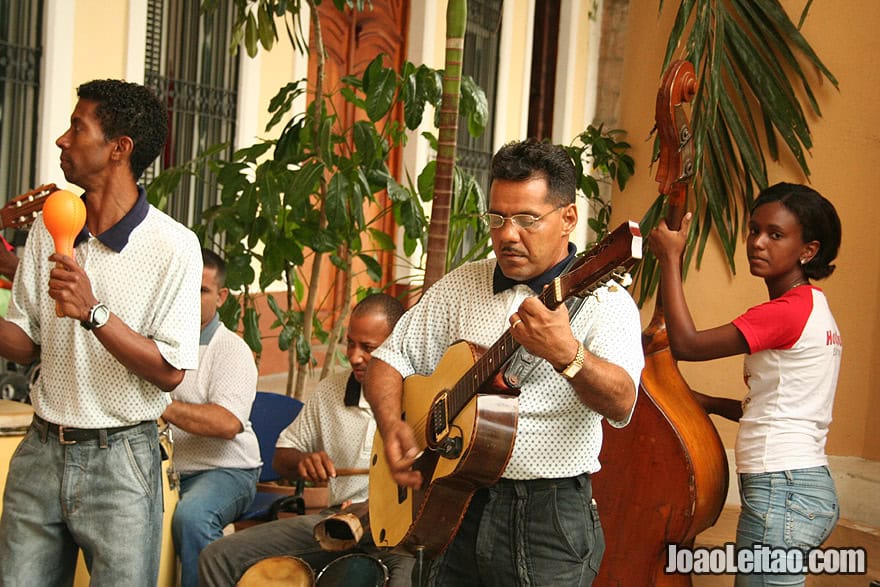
162,248,262,587
199,293,415,586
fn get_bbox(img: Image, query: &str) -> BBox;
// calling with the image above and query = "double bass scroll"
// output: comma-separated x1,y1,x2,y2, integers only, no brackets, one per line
591,60,729,586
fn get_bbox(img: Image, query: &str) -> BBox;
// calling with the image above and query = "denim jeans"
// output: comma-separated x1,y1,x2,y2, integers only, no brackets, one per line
0,420,163,586
734,466,839,587
174,467,260,587
427,473,604,586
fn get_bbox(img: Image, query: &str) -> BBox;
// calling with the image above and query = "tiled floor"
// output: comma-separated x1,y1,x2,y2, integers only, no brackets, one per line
693,507,880,586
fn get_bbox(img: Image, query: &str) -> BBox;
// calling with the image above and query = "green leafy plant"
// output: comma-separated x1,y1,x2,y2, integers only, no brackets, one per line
635,0,838,303
150,0,488,397
565,124,635,247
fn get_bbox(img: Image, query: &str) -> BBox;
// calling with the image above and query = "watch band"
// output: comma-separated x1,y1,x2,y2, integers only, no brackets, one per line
81,302,110,331
558,341,585,380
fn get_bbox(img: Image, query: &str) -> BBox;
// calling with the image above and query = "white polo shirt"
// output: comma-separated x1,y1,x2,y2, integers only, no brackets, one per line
8,188,201,428
275,370,375,506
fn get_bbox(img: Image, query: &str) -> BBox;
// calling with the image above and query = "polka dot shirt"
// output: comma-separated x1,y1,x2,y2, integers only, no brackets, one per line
8,203,202,428
169,323,262,473
373,257,644,479
275,370,375,505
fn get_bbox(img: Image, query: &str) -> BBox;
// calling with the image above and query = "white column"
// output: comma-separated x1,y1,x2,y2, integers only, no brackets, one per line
125,0,148,84
37,0,77,187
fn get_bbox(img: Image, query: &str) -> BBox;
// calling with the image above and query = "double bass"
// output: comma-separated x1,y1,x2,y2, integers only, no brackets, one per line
591,61,729,585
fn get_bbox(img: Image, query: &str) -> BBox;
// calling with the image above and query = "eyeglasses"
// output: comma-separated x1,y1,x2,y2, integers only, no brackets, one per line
480,206,563,230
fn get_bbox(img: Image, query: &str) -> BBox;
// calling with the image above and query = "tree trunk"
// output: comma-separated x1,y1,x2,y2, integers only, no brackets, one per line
421,0,466,293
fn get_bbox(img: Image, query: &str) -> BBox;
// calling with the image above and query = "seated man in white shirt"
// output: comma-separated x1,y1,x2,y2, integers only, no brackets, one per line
198,293,414,587
162,248,262,587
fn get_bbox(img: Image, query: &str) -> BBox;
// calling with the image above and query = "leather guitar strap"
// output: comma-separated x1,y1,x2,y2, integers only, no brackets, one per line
502,294,586,389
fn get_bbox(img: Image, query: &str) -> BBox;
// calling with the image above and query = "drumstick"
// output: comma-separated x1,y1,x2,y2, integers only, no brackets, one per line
333,468,369,477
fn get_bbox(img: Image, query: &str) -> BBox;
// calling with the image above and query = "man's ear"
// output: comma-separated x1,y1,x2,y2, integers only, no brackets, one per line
112,136,134,162
560,202,578,236
217,287,229,309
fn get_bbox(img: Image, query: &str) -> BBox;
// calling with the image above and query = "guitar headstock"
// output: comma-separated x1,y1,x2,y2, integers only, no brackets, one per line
1,183,58,230
543,221,643,308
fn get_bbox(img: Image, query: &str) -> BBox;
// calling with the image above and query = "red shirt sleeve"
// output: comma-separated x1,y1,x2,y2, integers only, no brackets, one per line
732,287,814,353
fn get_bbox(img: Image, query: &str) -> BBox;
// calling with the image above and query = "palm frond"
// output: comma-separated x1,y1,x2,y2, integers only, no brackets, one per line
636,0,837,303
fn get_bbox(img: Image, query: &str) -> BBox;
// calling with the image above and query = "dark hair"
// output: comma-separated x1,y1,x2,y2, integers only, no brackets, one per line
490,139,577,206
351,292,405,330
201,248,227,288
752,182,841,280
77,79,167,180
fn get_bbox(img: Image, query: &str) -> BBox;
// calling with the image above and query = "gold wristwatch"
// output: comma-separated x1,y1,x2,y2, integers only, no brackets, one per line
557,341,585,380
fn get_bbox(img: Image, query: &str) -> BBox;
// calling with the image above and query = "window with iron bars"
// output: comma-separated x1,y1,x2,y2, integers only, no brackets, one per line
143,0,238,229
0,0,42,205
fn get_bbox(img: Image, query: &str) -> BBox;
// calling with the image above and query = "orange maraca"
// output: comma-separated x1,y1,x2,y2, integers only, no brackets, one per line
42,189,86,317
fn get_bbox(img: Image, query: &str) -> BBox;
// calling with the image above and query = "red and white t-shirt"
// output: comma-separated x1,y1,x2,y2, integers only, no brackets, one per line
732,285,842,474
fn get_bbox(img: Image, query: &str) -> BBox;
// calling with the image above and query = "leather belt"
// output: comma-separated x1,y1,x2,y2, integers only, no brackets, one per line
33,414,148,445
496,472,591,490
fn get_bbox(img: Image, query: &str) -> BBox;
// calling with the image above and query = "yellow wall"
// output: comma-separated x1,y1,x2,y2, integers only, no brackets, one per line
72,0,129,90
609,0,880,461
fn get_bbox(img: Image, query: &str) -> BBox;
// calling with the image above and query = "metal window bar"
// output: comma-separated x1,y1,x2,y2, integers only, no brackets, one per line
452,0,501,264
458,0,501,196
0,0,42,204
144,0,238,229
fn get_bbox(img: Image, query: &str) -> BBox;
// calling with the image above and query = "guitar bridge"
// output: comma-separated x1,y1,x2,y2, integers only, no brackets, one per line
428,392,450,448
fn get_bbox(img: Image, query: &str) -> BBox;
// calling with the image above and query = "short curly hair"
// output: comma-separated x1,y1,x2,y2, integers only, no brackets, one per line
752,182,842,280
77,79,167,180
490,139,577,207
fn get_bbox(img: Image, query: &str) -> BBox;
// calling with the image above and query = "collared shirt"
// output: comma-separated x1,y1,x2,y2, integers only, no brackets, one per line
170,320,261,473
275,370,375,505
373,255,644,479
8,187,201,427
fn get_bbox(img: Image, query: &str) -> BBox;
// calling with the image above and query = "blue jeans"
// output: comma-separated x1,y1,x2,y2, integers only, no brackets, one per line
174,467,260,587
735,466,839,587
0,420,163,586
428,473,604,586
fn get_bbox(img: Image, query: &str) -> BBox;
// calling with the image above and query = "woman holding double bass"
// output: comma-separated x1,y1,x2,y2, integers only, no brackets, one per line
650,182,843,586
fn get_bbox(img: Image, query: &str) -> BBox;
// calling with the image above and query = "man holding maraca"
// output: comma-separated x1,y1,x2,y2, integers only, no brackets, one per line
0,79,202,586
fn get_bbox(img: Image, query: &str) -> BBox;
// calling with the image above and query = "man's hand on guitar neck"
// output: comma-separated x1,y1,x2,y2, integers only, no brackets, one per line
508,296,579,371
510,294,637,423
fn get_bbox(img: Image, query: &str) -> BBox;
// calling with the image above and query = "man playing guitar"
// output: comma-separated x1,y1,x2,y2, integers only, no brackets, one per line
364,139,644,585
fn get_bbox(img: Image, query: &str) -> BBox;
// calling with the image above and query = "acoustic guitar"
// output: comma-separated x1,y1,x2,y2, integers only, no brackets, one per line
369,220,643,557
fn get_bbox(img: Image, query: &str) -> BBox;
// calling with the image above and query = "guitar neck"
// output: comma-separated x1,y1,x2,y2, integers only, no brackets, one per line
1,183,57,231
442,221,642,421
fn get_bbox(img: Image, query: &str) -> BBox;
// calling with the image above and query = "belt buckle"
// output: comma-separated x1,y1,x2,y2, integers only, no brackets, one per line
57,426,77,445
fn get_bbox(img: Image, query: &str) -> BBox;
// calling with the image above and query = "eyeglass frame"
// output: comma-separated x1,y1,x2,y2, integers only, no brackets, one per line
479,205,566,230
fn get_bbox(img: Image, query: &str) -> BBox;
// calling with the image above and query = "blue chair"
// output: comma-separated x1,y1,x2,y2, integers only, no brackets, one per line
233,391,305,529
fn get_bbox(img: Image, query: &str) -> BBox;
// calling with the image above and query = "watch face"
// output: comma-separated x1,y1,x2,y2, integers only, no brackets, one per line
92,304,110,327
